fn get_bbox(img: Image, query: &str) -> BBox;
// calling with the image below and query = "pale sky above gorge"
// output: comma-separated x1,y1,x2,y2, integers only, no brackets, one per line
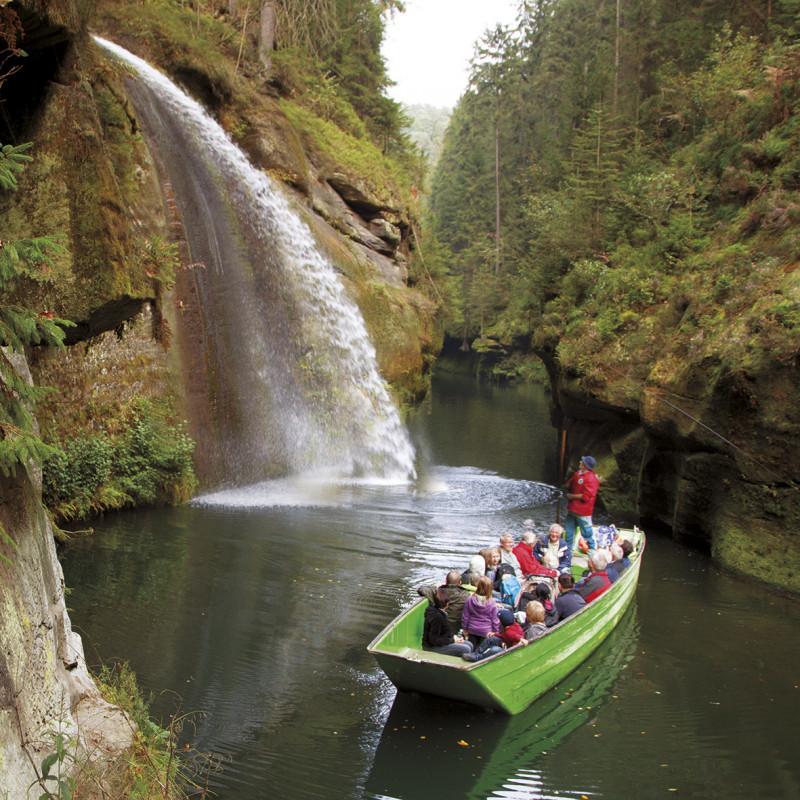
382,0,519,109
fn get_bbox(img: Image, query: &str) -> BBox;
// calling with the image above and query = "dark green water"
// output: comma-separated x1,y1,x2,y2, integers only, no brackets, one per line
61,367,800,799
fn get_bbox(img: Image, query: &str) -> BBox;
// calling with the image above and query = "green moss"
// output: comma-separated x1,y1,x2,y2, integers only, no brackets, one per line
713,512,800,594
280,101,411,209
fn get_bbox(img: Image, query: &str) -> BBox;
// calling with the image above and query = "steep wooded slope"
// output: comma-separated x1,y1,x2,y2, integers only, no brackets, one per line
429,0,800,590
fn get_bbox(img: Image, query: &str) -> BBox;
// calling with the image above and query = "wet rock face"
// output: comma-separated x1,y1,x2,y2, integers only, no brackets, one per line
0,358,133,796
554,363,800,594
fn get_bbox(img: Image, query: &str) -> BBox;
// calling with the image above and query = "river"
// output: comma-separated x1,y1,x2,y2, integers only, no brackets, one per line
60,363,800,799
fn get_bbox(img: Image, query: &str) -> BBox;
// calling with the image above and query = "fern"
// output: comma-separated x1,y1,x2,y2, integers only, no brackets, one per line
0,142,32,190
0,142,72,481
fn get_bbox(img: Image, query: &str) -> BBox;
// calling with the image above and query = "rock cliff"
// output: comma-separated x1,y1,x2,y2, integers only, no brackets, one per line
0,356,132,796
0,0,439,786
540,298,800,594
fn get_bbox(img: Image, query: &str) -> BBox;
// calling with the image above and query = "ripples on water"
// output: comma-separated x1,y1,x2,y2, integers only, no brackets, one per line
61,373,800,800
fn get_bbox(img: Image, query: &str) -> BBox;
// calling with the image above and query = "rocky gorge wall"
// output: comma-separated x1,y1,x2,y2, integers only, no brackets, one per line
3,0,439,480
0,357,132,798
1,0,440,787
543,342,800,594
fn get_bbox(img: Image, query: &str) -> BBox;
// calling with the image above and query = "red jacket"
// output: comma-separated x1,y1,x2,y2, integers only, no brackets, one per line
579,570,612,603
513,542,557,578
498,622,524,647
567,468,599,517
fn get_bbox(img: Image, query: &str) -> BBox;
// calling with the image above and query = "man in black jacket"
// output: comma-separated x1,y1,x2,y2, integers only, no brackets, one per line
417,571,473,633
554,573,586,622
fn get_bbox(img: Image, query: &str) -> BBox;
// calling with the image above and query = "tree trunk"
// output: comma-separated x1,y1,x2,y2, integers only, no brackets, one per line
495,121,501,275
259,1,276,72
613,0,621,117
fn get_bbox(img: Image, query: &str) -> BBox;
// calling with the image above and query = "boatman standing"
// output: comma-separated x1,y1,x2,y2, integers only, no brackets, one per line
563,455,600,556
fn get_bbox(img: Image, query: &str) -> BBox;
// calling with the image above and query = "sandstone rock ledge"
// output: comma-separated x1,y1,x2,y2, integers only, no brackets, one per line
0,357,133,796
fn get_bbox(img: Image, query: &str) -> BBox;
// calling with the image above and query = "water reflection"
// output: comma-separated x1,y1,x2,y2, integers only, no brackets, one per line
60,370,800,799
365,608,640,800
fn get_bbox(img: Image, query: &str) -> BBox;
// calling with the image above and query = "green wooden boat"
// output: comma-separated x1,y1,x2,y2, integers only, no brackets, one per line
368,527,645,715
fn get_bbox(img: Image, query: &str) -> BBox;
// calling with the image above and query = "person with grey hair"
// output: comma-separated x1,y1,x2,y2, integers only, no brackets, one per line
513,529,558,581
499,532,523,579
461,553,486,587
534,523,571,574
576,549,612,603
608,539,633,583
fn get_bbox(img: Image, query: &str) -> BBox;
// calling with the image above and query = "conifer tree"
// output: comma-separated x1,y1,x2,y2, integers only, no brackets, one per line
567,103,626,247
0,143,70,484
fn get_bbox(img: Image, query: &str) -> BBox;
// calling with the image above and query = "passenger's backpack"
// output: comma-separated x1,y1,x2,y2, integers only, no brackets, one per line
497,573,521,608
493,563,516,591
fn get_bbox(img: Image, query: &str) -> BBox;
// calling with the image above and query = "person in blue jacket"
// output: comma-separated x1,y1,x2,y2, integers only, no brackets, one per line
534,523,572,574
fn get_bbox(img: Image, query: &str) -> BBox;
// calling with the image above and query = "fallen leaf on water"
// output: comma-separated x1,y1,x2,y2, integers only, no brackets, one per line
457,740,470,747
668,789,678,793
660,764,669,768
420,736,426,740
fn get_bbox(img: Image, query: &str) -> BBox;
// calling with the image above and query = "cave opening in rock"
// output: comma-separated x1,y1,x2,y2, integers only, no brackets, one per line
0,4,71,144
639,449,713,555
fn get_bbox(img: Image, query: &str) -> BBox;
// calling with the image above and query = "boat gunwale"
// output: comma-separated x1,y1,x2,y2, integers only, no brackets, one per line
367,526,646,672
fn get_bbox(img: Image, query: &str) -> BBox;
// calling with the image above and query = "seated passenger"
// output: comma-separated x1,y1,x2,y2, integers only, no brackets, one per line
417,570,473,633
594,524,619,551
493,563,522,608
480,547,501,582
607,539,633,583
497,608,524,647
423,589,474,657
521,600,548,643
554,573,586,622
532,582,560,627
534,523,572,574
499,533,524,579
515,531,558,579
462,608,522,662
461,576,501,648
576,550,613,602
461,554,486,586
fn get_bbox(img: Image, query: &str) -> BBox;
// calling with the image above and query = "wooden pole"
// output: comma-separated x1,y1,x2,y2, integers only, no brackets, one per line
556,428,567,523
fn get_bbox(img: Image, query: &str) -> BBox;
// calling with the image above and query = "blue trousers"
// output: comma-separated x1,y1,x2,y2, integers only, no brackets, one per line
428,641,473,656
564,512,596,551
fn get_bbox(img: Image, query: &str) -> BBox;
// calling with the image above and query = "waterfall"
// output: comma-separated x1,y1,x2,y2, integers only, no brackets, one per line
94,37,416,486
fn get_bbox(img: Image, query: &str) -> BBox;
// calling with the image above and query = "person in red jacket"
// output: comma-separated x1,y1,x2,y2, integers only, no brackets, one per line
563,455,600,555
576,551,613,603
513,531,558,580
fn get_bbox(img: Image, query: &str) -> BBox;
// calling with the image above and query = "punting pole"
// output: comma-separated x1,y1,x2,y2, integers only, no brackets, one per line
556,428,567,524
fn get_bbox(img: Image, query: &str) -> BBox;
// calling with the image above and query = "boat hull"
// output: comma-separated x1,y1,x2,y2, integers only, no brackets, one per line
368,528,644,714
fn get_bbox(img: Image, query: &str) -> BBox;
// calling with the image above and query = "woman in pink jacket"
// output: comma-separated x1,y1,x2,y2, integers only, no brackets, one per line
461,576,500,648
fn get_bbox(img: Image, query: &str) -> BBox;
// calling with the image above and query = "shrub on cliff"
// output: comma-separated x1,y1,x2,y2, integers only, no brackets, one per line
42,398,197,521
115,398,196,506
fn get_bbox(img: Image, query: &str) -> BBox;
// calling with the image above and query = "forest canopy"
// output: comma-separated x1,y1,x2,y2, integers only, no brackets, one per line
427,0,800,385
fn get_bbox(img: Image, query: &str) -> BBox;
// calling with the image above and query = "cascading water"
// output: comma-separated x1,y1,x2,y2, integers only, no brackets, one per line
94,37,416,487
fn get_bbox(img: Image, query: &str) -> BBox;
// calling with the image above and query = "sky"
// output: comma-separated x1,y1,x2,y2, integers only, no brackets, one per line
382,0,519,109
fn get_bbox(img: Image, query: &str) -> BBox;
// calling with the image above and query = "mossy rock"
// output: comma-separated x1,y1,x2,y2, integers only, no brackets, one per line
711,482,800,593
